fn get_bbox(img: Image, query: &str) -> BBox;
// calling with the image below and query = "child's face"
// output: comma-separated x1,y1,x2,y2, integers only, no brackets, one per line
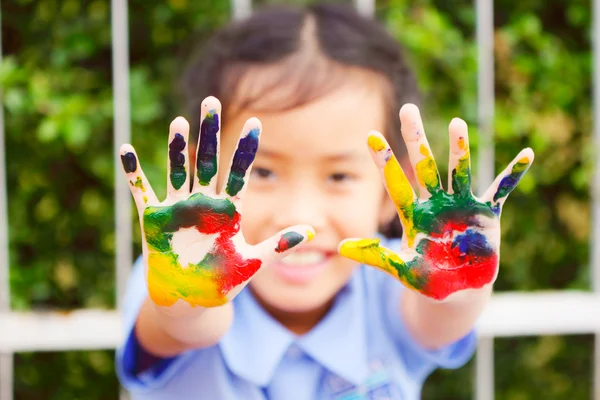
219,76,392,314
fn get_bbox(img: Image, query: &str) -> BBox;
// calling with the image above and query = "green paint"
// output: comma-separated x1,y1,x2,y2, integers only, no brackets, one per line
226,175,245,197
391,256,429,290
170,170,186,190
143,208,174,252
143,192,237,253
131,177,145,191
493,158,531,202
415,145,441,194
358,239,428,290
169,133,187,190
411,191,494,235
198,161,217,186
451,153,471,197
225,128,259,196
275,231,304,253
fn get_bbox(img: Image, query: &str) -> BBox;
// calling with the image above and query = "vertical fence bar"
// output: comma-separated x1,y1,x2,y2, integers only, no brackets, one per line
354,0,375,18
476,0,495,192
112,1,131,398
0,3,13,400
112,0,132,310
592,0,600,397
0,356,11,400
475,338,494,400
232,0,252,20
475,0,495,398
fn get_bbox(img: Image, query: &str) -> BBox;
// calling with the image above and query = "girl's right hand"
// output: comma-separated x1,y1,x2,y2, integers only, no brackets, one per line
120,96,313,314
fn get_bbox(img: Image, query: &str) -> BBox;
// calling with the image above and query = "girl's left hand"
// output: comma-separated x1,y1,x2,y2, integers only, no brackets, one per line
339,104,534,301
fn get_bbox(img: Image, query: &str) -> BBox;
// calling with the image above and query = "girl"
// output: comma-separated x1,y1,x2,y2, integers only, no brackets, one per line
116,3,533,399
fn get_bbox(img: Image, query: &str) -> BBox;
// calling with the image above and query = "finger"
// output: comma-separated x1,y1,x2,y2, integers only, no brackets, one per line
254,225,315,265
193,96,221,194
480,148,534,214
166,116,190,199
399,104,442,199
447,118,471,197
223,117,261,201
119,144,159,213
367,131,418,247
338,238,406,281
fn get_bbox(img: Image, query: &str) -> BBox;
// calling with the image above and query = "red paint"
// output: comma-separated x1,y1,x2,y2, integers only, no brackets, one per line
195,209,261,293
428,220,469,239
274,232,303,253
415,220,497,300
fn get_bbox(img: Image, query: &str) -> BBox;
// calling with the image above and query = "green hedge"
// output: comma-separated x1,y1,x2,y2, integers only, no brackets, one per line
1,0,593,398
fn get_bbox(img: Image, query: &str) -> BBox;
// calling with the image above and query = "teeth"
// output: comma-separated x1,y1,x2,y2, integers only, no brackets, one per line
280,251,326,266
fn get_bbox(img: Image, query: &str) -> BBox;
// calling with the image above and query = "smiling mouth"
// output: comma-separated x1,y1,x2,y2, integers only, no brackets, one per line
271,250,334,284
279,250,329,266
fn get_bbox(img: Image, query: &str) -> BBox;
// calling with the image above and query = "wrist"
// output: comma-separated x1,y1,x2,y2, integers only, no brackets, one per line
437,284,493,307
149,299,233,348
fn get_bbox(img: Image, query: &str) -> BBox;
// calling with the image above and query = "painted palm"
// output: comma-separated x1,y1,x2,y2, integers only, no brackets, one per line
120,96,312,309
340,105,534,301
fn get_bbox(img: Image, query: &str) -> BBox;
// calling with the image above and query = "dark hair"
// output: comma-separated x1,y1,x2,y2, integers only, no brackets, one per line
180,3,421,237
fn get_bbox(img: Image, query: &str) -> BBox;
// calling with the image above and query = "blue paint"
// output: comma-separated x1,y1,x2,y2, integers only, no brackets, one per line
226,127,260,196
452,229,493,256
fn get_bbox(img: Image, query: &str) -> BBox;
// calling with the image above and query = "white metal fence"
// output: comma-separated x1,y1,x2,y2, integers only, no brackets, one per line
1,0,600,399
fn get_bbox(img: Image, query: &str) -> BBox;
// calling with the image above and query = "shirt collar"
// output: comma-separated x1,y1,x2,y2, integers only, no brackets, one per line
219,269,369,387
219,287,294,387
297,271,369,385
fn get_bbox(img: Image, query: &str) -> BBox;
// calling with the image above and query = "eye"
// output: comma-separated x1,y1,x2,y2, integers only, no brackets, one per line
328,172,353,183
251,167,275,180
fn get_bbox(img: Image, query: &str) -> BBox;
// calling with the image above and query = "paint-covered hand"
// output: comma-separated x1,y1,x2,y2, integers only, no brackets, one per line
120,97,313,309
339,104,533,301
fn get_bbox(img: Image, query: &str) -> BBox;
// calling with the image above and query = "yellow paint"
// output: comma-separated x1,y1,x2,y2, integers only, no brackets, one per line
339,238,426,292
131,177,146,192
307,230,315,241
510,157,531,175
143,195,148,204
367,134,387,152
415,144,440,192
368,134,417,246
147,252,227,308
384,157,417,246
339,238,403,281
458,137,466,150
456,149,470,178
366,134,418,245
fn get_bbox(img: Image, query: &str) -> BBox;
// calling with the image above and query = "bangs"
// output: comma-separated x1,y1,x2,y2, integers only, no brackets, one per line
221,48,349,118
217,14,387,118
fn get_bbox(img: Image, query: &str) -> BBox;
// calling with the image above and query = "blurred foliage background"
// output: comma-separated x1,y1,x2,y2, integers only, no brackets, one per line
0,0,593,398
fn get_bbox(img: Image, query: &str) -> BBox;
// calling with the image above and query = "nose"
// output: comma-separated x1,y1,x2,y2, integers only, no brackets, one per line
272,184,328,233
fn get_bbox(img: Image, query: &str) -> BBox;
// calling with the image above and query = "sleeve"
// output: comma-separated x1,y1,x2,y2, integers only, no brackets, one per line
115,256,196,392
366,238,477,378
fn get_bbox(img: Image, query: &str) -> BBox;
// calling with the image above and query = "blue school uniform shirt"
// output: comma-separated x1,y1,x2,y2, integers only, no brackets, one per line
116,238,476,399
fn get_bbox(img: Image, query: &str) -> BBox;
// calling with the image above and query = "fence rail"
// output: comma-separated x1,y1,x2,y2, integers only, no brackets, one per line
1,0,599,399
2,292,600,354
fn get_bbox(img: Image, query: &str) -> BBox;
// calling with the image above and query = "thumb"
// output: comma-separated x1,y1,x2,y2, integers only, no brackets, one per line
254,225,315,265
338,238,406,280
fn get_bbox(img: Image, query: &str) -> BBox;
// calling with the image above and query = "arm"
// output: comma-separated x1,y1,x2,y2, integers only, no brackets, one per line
402,285,491,349
120,96,312,360
340,105,533,351
134,298,233,357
